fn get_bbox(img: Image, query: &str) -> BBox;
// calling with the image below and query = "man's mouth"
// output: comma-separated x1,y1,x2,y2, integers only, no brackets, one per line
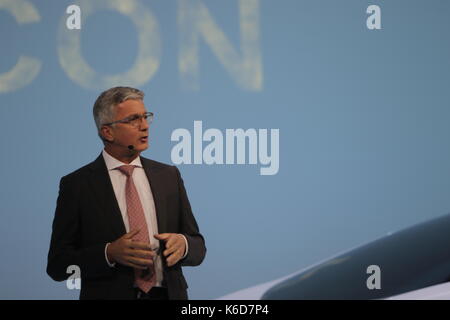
140,136,148,143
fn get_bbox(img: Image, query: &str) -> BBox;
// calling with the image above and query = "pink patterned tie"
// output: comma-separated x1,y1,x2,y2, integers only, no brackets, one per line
117,165,156,293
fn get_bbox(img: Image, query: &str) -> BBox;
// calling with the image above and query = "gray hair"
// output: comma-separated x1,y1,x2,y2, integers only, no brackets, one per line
93,86,144,140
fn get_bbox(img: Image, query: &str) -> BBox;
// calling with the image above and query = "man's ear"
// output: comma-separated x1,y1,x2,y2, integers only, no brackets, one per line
100,125,114,143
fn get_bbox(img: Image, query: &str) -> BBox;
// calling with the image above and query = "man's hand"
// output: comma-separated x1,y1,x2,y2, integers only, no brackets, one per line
107,229,156,270
154,233,186,267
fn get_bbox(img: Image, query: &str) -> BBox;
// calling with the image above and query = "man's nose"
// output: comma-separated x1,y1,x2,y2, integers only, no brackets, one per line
140,117,149,130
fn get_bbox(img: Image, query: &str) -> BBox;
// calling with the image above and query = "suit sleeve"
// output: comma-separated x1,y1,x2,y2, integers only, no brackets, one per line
174,167,206,267
47,176,114,281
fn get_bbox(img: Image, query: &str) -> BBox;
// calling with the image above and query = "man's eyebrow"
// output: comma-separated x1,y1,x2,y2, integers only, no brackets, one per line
125,113,141,118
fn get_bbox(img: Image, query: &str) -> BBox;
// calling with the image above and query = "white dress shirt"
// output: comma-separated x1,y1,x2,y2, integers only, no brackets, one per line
102,149,187,287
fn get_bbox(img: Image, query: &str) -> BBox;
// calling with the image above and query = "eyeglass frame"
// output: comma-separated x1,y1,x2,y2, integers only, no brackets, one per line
102,111,154,128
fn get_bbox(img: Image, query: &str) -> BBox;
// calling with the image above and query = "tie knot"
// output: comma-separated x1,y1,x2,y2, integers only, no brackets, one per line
116,165,135,177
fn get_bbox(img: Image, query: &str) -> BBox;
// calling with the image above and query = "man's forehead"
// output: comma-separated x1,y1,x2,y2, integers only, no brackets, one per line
115,99,147,114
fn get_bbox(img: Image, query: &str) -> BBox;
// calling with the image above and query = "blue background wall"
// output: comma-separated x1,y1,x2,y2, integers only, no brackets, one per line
1,0,450,299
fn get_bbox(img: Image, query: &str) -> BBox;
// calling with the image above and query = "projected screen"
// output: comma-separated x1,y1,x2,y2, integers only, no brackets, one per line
1,0,450,299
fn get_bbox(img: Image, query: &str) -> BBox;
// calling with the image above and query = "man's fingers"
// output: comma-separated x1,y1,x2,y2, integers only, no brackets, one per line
123,229,140,239
165,236,178,248
165,236,184,255
131,249,156,259
128,240,152,250
166,253,181,267
163,246,184,267
166,257,174,267
123,261,148,270
127,256,154,268
153,233,185,266
163,244,179,257
154,233,170,241
159,233,181,248
121,255,151,270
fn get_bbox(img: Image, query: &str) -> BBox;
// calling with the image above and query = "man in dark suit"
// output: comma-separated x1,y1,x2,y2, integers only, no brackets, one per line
47,87,206,300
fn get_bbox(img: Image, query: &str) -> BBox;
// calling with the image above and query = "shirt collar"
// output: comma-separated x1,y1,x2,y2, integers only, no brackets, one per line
102,149,143,171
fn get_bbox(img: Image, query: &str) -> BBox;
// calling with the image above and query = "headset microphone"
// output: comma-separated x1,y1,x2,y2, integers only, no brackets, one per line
128,145,135,150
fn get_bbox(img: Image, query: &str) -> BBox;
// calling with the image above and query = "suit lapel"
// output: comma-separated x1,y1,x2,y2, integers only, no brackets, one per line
141,157,167,234
88,154,127,239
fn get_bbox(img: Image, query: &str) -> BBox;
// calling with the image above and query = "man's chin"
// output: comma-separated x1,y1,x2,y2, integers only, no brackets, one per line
134,143,149,152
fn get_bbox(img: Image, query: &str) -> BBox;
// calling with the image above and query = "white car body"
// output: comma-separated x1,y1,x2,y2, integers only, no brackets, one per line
218,213,450,300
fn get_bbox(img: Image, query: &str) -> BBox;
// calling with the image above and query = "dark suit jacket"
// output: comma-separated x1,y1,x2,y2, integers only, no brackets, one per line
47,154,206,300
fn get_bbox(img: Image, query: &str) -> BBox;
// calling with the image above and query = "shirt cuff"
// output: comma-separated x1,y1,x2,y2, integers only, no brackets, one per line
181,235,189,259
105,243,116,267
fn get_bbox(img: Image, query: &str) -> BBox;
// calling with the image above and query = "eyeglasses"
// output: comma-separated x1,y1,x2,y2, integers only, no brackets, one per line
103,112,154,128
